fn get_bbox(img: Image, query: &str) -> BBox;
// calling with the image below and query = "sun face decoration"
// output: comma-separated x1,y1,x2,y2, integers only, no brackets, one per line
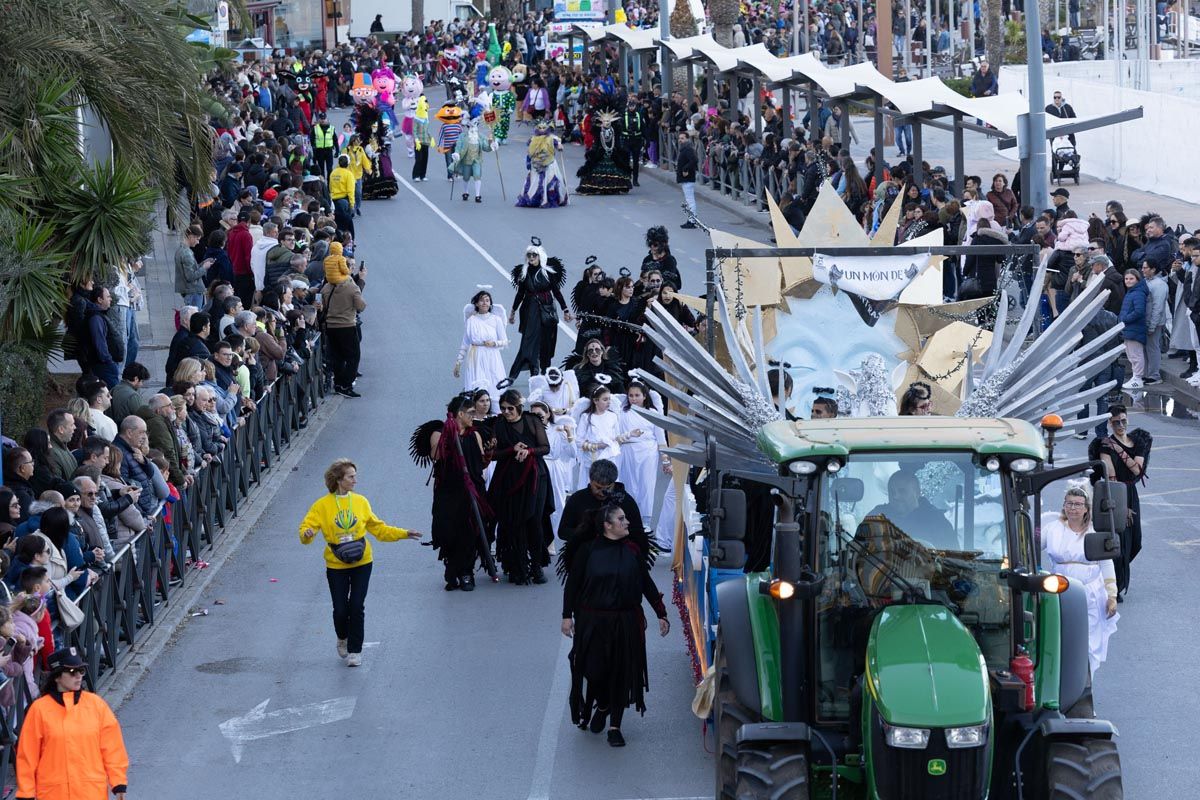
695,183,996,416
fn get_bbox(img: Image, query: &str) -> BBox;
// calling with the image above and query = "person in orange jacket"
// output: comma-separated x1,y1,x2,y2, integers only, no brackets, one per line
16,647,128,800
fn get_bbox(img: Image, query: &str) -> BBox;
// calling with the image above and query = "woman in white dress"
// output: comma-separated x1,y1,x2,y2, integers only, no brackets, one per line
1041,484,1118,674
617,381,668,529
531,400,577,536
574,385,621,488
454,290,508,413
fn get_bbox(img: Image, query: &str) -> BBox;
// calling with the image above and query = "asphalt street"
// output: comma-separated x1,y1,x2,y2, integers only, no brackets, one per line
115,123,1200,798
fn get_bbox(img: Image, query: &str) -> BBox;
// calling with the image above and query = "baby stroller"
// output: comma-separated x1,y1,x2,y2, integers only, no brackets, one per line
1051,136,1080,185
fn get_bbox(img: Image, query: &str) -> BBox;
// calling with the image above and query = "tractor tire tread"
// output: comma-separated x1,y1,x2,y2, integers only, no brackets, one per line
734,743,810,800
1047,738,1122,800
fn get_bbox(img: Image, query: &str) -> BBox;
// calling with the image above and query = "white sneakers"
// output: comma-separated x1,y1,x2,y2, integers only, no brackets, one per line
345,653,362,667
336,639,349,659
1125,378,1144,389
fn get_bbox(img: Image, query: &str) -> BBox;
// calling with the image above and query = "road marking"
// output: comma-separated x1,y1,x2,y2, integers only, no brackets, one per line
1168,538,1200,550
525,634,574,800
395,173,576,342
1140,486,1197,498
218,696,357,763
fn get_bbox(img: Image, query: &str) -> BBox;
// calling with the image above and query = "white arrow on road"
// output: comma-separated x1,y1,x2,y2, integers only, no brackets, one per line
219,696,357,763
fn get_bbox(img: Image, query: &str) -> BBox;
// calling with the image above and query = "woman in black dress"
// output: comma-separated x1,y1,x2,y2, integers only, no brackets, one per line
561,503,670,747
411,394,492,592
503,238,572,385
603,276,645,375
572,338,626,396
488,389,554,585
1092,404,1150,600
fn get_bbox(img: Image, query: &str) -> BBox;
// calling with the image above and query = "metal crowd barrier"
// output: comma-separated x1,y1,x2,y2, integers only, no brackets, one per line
57,340,327,693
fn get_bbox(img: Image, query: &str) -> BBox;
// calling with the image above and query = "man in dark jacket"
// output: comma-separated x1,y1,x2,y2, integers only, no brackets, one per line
676,133,699,229
1131,215,1175,273
1089,253,1126,315
557,460,647,549
969,61,998,97
85,286,123,388
136,394,187,489
164,311,212,383
113,416,158,518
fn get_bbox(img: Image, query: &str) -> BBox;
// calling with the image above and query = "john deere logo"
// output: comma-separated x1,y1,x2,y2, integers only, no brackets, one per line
927,759,947,776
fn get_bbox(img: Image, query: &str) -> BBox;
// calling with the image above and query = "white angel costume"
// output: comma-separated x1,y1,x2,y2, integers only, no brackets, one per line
1041,512,1119,673
573,406,622,487
545,416,578,533
528,369,580,416
619,399,667,527
457,301,508,412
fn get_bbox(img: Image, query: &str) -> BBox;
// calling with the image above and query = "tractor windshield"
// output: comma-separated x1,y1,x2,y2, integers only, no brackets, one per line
812,451,1011,723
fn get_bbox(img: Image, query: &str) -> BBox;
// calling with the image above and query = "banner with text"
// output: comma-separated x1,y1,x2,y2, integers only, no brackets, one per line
811,253,931,302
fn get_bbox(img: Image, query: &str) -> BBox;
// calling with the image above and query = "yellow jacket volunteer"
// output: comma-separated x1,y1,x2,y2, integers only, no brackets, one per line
299,459,422,667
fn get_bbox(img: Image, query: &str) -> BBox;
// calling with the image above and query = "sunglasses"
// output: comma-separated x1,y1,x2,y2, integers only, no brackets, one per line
500,405,517,412
61,667,86,677
585,347,602,354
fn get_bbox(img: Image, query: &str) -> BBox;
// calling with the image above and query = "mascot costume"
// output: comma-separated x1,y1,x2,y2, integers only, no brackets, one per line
412,93,432,181
451,103,494,203
435,103,465,181
399,74,424,158
516,120,567,209
372,64,398,129
353,74,397,200
486,66,517,145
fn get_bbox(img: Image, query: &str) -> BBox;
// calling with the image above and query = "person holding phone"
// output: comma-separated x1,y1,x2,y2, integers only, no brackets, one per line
299,459,422,667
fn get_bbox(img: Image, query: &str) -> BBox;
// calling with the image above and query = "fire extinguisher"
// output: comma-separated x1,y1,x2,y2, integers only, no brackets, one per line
1011,651,1036,711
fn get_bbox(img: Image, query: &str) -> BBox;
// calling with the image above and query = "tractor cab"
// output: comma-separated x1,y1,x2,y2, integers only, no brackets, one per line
712,416,1125,800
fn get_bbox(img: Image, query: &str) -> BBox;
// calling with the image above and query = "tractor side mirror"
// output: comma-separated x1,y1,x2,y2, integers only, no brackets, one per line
719,488,747,541
830,477,864,503
711,540,746,570
1091,480,1127,534
1083,532,1120,562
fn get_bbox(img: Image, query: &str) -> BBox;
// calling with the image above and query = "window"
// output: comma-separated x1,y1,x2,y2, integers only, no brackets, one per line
812,452,1011,722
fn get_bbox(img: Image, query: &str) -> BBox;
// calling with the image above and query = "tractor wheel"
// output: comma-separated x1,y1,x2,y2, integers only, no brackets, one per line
714,633,755,800
735,742,810,800
1046,739,1123,799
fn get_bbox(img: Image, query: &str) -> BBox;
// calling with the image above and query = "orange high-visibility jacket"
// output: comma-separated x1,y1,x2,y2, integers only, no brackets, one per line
16,690,129,800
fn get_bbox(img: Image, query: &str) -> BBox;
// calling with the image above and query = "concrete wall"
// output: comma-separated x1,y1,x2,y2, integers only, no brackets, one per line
1021,58,1200,99
1000,63,1200,205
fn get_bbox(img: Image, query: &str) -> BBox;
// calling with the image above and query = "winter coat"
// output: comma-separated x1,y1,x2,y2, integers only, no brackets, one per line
107,381,146,425
961,227,1009,299
135,408,184,488
1119,278,1148,343
1096,266,1127,316
1054,217,1090,252
16,689,129,800
174,243,207,296
676,142,698,183
986,188,1019,227
98,474,147,545
1130,233,1174,273
203,245,235,285
323,241,350,283
1146,274,1169,330
111,436,157,518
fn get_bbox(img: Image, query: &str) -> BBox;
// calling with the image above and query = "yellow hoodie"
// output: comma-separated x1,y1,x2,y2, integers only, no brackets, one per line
298,492,412,569
323,241,349,284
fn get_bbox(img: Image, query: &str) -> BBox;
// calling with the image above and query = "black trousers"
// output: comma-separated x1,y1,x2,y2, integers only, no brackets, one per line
627,137,641,184
326,562,372,653
412,145,430,180
232,273,255,307
314,148,334,179
326,325,361,389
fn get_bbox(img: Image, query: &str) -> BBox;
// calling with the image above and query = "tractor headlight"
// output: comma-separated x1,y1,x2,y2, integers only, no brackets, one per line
788,460,818,475
1010,457,1038,473
945,724,988,748
884,724,930,749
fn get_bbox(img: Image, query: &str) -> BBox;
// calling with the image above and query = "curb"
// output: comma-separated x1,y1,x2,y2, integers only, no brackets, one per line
641,165,772,232
102,394,343,711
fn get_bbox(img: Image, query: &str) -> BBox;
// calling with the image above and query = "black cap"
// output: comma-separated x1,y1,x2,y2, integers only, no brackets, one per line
237,208,251,222
318,111,327,120
1051,188,1070,198
48,647,85,672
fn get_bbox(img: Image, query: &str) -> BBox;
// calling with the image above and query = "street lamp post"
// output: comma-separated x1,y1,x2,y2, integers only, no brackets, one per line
1024,0,1050,212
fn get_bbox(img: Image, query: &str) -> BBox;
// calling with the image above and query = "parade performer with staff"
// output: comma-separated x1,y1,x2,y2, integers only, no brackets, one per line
516,120,568,209
299,459,422,666
451,106,494,203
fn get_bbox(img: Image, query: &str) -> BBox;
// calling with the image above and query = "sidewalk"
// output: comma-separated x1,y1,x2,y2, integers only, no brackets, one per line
137,205,182,385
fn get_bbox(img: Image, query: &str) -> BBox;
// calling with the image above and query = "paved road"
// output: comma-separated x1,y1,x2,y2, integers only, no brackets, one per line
116,124,1200,798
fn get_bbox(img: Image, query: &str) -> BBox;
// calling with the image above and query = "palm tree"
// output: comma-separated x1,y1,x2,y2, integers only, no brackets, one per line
412,0,425,34
982,0,1007,68
0,0,222,434
710,0,740,46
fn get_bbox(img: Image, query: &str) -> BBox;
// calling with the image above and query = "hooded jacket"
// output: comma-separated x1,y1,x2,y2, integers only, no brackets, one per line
323,241,350,284
1119,278,1148,343
1054,217,1090,252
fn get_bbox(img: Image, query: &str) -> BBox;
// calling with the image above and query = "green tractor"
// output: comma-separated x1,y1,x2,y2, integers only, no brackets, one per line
711,416,1125,800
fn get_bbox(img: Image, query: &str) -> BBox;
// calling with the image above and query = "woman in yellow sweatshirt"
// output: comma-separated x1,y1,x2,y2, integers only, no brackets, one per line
300,458,422,666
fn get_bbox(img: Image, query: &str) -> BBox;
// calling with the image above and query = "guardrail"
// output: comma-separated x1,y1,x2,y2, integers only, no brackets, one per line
0,337,328,789
66,341,327,689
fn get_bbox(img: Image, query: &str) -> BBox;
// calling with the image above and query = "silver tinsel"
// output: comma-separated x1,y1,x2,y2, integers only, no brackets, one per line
956,361,1018,418
916,460,960,506
735,380,784,429
850,354,897,417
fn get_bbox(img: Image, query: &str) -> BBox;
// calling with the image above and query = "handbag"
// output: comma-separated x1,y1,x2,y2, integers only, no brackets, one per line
539,300,559,327
56,588,85,632
330,537,366,564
